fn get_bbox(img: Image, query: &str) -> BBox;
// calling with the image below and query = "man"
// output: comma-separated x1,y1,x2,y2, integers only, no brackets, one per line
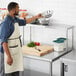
0,2,43,76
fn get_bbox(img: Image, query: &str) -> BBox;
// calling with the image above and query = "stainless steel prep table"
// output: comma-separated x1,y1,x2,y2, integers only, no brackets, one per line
22,23,74,76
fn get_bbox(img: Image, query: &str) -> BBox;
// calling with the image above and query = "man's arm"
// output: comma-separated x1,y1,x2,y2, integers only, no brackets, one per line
2,42,13,65
24,14,43,24
25,15,39,24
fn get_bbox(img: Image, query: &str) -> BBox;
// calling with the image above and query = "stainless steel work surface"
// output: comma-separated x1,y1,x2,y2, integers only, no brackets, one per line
61,50,76,61
23,49,71,62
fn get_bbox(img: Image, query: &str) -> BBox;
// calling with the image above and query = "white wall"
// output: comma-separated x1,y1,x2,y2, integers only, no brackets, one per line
20,0,75,50
21,0,76,25
1,0,75,49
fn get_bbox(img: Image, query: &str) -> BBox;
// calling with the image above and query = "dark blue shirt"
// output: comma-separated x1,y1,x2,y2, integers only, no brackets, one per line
0,15,26,53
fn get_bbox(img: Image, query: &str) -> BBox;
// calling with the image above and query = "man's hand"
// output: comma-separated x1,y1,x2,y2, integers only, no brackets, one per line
2,42,13,65
36,13,43,19
7,56,13,65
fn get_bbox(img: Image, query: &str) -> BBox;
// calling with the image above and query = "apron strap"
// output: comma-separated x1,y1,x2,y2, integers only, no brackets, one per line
9,45,18,48
19,35,22,47
8,35,22,47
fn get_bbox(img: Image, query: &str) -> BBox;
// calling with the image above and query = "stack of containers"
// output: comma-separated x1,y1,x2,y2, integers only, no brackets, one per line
53,37,67,52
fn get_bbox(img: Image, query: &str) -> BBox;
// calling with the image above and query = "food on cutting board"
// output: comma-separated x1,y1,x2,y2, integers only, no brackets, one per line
27,42,36,47
27,41,40,47
34,42,40,46
22,44,54,56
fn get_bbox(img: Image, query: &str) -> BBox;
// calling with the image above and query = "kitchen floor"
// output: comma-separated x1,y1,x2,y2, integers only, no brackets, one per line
23,69,49,76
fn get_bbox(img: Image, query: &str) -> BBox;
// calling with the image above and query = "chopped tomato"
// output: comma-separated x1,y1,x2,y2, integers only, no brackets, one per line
34,42,40,46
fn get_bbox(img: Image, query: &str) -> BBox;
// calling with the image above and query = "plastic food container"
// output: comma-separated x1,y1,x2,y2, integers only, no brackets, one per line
57,37,67,49
53,37,67,52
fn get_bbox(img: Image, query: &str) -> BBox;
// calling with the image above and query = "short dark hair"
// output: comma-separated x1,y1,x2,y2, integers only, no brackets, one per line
7,2,18,11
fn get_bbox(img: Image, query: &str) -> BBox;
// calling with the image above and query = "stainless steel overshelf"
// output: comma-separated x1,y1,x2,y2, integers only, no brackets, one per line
25,23,74,50
27,23,74,30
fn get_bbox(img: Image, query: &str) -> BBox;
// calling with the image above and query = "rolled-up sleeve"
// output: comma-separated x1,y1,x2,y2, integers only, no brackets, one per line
18,18,26,26
0,22,10,44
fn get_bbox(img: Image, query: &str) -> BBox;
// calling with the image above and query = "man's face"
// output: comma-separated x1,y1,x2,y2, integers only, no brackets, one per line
14,5,19,16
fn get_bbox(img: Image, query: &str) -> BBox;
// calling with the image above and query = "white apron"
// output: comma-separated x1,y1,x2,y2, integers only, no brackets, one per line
4,23,23,73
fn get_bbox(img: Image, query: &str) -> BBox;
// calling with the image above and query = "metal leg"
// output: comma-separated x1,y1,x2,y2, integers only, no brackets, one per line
66,26,74,51
49,61,52,76
30,26,32,42
60,63,64,76
72,26,74,50
66,29,68,51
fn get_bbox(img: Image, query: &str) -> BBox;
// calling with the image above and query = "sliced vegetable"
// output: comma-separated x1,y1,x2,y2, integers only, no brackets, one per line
27,42,36,47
